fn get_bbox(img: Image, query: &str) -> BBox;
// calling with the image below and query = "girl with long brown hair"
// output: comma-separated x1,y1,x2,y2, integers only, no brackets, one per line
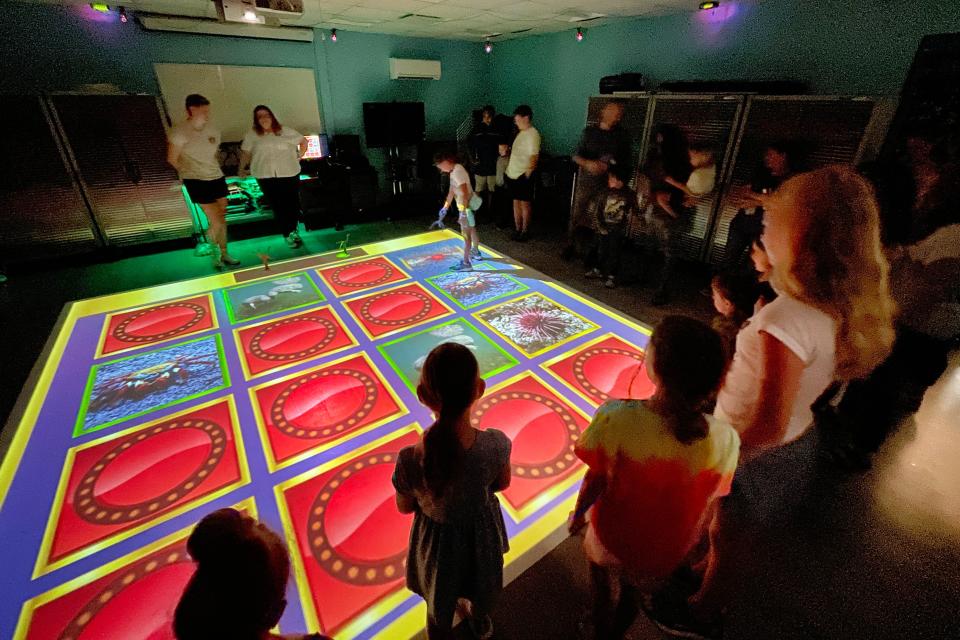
392,343,512,639
239,105,308,248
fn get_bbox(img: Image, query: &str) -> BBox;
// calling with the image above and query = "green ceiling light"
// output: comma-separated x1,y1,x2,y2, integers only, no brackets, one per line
90,3,110,12
699,1,720,9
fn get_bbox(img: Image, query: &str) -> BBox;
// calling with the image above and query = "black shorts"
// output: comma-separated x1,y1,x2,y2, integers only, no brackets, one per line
506,174,534,202
183,177,228,205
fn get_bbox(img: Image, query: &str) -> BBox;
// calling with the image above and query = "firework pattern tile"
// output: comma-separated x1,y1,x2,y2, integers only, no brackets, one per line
222,273,325,323
43,399,246,573
277,428,419,636
98,294,216,357
378,318,519,391
476,293,598,357
77,336,228,436
427,271,528,309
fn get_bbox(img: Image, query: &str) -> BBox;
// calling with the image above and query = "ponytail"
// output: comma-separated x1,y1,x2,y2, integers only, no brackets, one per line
649,316,728,445
418,343,481,497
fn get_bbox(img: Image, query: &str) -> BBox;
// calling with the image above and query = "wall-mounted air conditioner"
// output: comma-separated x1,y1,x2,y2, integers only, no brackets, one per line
389,58,442,80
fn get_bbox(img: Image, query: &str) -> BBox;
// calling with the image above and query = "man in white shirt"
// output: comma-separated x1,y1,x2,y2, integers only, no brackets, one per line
504,105,541,242
166,94,238,268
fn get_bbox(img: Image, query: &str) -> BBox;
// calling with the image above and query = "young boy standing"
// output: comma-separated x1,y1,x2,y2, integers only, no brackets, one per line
435,151,482,271
504,105,541,241
585,166,639,289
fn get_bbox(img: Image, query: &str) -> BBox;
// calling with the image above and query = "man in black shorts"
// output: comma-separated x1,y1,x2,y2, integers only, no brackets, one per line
504,105,541,241
167,94,239,268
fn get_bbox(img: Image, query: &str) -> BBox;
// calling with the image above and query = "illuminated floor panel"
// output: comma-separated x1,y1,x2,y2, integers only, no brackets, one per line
0,230,651,639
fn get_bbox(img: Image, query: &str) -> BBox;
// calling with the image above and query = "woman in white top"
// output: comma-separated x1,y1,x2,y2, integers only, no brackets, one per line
167,94,239,268
662,166,897,633
239,105,307,248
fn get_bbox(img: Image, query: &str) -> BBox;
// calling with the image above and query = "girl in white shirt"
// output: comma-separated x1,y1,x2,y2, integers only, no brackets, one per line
660,166,896,634
239,106,307,248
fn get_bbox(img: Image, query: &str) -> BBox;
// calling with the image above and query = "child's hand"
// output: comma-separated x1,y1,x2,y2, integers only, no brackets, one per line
569,513,587,536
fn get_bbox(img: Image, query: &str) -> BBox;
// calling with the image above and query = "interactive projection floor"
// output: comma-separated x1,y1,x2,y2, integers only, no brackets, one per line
0,230,654,640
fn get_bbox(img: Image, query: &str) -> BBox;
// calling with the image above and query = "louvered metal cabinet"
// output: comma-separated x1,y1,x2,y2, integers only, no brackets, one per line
0,96,100,261
571,95,652,226
50,95,193,246
640,94,745,262
705,96,878,265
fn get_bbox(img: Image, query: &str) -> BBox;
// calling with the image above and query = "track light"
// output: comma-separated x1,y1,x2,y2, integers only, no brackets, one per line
243,9,258,21
699,1,720,9
484,40,493,54
576,27,584,42
330,28,337,42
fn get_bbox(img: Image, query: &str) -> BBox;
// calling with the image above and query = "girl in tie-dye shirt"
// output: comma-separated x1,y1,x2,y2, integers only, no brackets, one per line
570,316,739,639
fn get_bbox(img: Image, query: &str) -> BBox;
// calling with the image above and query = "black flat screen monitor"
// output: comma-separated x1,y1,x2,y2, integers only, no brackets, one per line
363,102,426,148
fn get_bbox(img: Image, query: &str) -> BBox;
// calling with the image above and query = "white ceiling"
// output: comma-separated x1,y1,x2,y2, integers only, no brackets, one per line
35,0,714,41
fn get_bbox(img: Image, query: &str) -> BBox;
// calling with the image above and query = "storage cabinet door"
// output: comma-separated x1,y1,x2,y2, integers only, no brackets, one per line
642,95,744,261
51,95,193,246
0,96,99,261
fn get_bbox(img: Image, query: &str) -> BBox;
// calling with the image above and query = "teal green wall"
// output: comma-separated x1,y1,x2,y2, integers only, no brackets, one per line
1,3,484,146
488,0,960,154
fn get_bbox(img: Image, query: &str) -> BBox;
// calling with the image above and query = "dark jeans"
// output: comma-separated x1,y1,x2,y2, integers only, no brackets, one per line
598,230,625,277
834,328,953,454
258,175,302,237
725,209,763,267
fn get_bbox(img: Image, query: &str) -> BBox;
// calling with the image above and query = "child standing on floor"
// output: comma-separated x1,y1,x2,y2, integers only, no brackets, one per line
584,165,640,289
710,270,759,358
570,316,740,640
393,343,512,640
434,151,483,271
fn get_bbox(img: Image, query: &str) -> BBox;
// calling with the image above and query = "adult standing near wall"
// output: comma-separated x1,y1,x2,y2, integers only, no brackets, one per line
239,105,308,248
167,94,239,268
505,105,541,242
470,105,503,216
565,100,632,263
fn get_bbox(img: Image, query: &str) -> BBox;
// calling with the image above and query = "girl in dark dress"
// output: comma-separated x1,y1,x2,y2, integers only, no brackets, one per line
393,343,512,639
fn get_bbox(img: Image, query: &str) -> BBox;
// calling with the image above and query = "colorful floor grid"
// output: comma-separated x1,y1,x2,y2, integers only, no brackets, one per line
0,230,651,640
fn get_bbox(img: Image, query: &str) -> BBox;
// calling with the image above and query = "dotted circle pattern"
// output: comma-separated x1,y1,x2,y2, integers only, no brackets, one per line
330,261,395,289
59,545,190,640
572,347,644,402
74,419,226,525
306,452,406,585
111,303,206,344
271,369,379,440
358,289,433,327
248,316,337,362
471,391,580,479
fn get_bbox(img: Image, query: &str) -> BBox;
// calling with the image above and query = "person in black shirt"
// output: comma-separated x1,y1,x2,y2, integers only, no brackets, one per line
725,140,807,266
566,101,633,262
469,106,504,215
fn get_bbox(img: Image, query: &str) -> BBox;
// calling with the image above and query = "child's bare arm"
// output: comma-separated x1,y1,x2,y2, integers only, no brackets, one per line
491,462,512,492
655,191,679,218
570,468,606,534
395,491,417,514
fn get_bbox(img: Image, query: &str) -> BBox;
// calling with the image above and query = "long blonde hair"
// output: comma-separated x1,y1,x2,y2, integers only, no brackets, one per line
772,165,896,380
